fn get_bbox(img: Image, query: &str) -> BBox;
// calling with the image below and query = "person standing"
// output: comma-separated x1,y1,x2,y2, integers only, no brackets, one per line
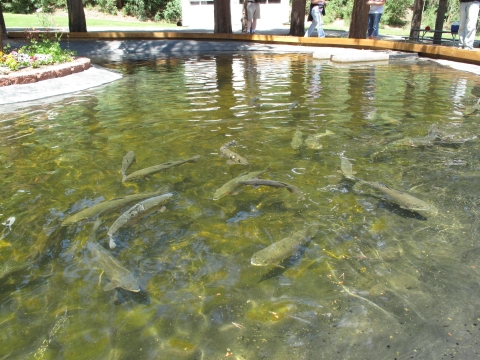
366,0,385,39
304,0,327,38
246,0,260,34
458,0,480,50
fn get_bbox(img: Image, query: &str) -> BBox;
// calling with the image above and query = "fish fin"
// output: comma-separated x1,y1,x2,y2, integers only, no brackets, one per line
227,160,235,164
103,282,117,291
109,237,117,249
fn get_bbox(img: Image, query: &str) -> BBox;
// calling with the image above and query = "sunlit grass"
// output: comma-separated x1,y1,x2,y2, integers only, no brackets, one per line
4,12,177,29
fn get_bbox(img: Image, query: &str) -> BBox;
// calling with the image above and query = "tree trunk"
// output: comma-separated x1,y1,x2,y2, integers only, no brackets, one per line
67,0,87,33
409,0,425,40
214,0,232,34
348,0,369,39
433,0,448,44
116,0,124,9
289,0,307,36
241,0,248,33
0,2,7,43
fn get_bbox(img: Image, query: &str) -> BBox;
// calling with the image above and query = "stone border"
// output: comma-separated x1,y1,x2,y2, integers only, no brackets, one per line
0,57,91,87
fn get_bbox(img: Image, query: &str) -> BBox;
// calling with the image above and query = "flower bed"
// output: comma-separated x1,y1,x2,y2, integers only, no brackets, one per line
1,29,76,72
0,57,91,87
0,28,89,87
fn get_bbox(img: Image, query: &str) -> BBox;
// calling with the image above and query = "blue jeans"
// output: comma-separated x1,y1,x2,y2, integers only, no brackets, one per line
304,6,325,38
367,13,382,37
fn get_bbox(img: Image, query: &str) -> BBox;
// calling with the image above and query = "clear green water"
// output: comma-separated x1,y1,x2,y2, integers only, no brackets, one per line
1,53,480,359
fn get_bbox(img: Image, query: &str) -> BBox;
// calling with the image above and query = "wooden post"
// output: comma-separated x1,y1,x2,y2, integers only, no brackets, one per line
410,0,425,40
433,0,448,45
349,0,369,39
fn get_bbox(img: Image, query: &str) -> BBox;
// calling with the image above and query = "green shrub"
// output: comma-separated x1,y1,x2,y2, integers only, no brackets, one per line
124,0,147,20
9,0,36,14
322,0,353,23
383,0,411,26
97,0,118,14
162,0,181,22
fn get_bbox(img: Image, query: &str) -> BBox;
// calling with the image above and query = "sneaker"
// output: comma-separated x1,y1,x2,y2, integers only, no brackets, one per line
252,30,256,34
246,30,251,34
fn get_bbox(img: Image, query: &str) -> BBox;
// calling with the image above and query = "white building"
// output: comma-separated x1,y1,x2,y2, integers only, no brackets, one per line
181,0,290,31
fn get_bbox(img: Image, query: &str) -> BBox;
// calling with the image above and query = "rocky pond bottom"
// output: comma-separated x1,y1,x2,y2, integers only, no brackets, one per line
0,53,480,359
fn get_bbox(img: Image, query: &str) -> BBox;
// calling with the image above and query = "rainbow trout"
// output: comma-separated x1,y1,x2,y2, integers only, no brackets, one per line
213,168,269,200
291,127,303,149
219,140,249,165
251,224,319,266
121,151,136,181
238,179,305,201
108,193,173,248
122,155,201,182
62,185,171,226
304,130,334,149
87,220,140,292
340,157,436,214
464,98,480,116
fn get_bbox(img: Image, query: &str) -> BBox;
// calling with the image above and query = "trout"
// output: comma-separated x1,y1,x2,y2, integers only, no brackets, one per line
251,224,319,266
121,151,136,181
291,127,303,149
213,168,270,200
304,130,334,149
238,179,305,201
108,193,173,248
464,98,480,116
219,140,249,165
340,157,436,214
87,220,140,292
122,155,201,182
62,185,170,226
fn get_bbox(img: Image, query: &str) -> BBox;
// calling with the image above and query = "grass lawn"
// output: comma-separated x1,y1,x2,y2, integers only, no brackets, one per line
4,13,177,29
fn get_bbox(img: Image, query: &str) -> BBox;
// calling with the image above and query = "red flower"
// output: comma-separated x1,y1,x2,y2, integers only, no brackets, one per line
425,26,431,31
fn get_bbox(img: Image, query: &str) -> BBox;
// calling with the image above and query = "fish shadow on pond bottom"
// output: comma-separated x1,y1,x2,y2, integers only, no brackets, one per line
377,200,427,221
113,287,151,305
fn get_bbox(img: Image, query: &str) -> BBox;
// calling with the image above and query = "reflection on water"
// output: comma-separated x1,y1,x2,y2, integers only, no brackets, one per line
1,53,480,359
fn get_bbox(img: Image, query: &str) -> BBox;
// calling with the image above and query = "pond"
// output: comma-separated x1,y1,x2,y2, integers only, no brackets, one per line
1,52,480,359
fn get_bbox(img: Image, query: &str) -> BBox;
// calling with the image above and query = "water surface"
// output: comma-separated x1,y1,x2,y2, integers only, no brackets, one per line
1,53,480,359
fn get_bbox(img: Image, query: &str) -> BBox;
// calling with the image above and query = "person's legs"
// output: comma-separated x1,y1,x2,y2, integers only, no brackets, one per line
311,7,325,38
367,13,374,38
246,3,254,33
304,8,317,37
251,4,260,33
370,13,382,39
465,1,480,49
458,2,468,47
305,7,323,37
